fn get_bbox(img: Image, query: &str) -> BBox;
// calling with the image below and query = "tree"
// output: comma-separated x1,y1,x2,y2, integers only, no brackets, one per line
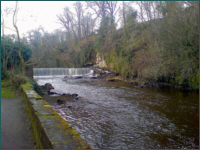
1,7,13,72
86,1,106,19
81,12,96,39
74,1,83,42
13,1,26,75
1,34,32,70
57,7,78,44
105,1,119,31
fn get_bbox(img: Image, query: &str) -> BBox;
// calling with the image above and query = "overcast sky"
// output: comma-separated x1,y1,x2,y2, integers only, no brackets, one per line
1,1,140,37
1,1,75,36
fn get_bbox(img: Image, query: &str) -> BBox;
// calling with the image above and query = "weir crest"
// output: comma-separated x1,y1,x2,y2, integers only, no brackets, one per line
33,68,93,77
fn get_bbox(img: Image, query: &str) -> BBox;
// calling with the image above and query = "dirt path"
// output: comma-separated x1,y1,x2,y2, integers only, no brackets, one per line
1,98,35,149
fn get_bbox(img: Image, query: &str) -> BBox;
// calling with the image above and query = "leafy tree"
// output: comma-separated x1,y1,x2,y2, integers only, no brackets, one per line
1,35,32,70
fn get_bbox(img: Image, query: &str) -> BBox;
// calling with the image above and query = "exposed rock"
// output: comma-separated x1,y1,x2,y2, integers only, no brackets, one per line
73,76,83,79
95,53,107,68
40,83,54,91
106,76,123,82
61,93,71,97
57,98,65,105
47,91,58,95
71,94,78,97
74,97,79,100
61,93,78,97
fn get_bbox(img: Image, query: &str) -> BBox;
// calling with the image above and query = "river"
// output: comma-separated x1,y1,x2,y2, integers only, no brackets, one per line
35,76,199,149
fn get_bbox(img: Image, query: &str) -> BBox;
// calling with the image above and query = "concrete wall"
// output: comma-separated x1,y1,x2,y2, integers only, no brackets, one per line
21,83,90,149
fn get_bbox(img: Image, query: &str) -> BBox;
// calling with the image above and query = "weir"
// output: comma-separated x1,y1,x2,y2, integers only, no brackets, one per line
33,68,93,77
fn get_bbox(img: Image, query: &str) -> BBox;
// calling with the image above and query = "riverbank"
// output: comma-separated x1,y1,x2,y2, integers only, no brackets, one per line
93,67,199,92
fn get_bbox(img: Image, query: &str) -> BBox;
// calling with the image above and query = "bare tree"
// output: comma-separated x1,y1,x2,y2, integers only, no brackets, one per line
74,2,83,42
86,1,119,30
13,1,26,75
119,1,137,28
1,7,13,72
134,1,146,22
86,1,106,19
57,7,78,43
105,1,119,30
80,12,96,40
12,2,44,74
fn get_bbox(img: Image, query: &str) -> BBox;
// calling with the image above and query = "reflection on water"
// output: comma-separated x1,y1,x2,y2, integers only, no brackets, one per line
36,77,199,149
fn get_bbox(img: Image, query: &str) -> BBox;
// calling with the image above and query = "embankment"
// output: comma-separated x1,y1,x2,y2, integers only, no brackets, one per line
21,83,90,149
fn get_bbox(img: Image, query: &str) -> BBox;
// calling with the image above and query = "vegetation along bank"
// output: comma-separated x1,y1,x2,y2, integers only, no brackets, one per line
1,1,198,91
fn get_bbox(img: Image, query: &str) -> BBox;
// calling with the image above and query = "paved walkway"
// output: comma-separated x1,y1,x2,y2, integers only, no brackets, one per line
1,98,35,149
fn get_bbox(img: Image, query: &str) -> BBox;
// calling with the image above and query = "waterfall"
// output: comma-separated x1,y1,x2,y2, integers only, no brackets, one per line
33,68,93,77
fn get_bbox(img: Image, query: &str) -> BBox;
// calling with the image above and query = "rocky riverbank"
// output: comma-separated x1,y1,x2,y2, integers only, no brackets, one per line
93,67,198,92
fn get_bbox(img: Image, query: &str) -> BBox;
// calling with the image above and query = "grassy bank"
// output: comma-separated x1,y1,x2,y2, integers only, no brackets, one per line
1,71,43,98
1,80,18,98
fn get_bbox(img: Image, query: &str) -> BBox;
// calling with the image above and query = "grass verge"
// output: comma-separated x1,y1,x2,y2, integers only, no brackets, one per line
1,80,17,98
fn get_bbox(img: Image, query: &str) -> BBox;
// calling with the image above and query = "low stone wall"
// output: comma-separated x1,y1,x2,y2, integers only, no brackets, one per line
21,83,90,149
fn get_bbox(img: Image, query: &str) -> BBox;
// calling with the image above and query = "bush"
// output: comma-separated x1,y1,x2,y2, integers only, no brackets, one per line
1,71,12,80
30,79,43,96
10,74,29,89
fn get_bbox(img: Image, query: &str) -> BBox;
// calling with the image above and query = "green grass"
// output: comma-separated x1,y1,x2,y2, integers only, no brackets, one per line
1,88,16,98
1,80,17,98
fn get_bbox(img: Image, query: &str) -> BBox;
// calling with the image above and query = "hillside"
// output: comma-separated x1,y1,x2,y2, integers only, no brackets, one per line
77,7,199,90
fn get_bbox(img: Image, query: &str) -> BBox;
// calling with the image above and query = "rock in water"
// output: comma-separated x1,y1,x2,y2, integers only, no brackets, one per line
41,83,54,91
57,98,65,105
45,83,54,90
74,97,79,100
71,94,78,97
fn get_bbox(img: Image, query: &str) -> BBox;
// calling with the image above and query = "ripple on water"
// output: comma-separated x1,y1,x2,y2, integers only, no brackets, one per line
37,77,199,149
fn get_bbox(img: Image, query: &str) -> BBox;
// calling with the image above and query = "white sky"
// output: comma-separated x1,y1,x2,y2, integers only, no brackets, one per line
1,1,140,37
1,1,75,37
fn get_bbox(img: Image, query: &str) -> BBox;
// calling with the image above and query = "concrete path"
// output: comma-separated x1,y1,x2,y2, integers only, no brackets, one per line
1,98,35,149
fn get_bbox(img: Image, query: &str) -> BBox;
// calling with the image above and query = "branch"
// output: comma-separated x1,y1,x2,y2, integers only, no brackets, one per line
25,57,42,66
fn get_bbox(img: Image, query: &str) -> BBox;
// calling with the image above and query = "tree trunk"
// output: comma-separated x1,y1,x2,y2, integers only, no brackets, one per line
13,1,25,75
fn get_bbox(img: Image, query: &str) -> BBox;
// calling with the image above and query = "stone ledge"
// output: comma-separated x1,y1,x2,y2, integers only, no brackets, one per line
21,83,90,149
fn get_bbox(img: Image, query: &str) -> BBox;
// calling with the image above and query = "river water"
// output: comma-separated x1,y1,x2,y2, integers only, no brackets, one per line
35,77,199,149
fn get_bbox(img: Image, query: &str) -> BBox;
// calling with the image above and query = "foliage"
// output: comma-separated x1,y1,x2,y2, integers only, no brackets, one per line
10,74,29,89
1,35,32,71
1,70,43,97
2,1,198,91
1,70,29,90
91,2,199,89
1,70,12,80
1,70,29,98
30,79,43,96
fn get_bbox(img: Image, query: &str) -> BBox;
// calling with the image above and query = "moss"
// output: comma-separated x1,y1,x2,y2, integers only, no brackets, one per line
1,87,17,98
1,80,17,98
21,82,32,90
21,82,43,99
21,85,90,149
49,108,90,149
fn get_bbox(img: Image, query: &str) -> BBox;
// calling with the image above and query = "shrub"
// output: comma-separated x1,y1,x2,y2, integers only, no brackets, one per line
30,79,43,96
10,74,29,89
1,71,12,80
